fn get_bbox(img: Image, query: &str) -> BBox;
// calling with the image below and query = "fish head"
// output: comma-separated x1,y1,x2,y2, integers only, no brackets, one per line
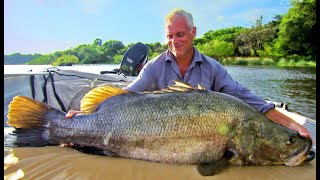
281,132,314,166
247,122,315,166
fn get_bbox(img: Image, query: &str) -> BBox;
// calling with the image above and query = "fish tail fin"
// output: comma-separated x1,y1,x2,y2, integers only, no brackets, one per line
5,96,59,147
4,128,52,147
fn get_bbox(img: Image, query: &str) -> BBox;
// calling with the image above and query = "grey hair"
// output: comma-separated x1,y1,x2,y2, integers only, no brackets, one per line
165,8,194,30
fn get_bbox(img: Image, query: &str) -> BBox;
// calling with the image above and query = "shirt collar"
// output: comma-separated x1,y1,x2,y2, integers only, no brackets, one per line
165,46,203,65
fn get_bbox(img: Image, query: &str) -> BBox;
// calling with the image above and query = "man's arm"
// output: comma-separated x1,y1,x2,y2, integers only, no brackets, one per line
213,65,274,114
124,60,157,92
264,108,312,140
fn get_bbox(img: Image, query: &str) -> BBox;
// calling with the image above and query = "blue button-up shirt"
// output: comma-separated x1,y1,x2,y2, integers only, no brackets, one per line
125,48,274,114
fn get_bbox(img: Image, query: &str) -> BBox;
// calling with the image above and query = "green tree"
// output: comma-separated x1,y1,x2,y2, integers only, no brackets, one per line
74,44,103,64
93,38,102,46
27,54,53,65
102,40,125,56
145,42,167,59
274,0,316,58
113,54,123,64
202,27,245,57
203,26,245,43
197,40,234,60
193,37,209,46
100,40,126,63
51,55,79,66
5,53,42,65
235,16,277,57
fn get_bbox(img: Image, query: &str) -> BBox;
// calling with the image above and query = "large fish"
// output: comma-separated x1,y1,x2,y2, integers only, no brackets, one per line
5,81,315,176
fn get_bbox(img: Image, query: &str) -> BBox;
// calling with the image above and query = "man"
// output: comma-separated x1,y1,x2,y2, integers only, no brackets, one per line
66,8,312,141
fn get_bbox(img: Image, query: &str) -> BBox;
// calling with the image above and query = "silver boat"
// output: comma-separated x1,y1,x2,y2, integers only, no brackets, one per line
4,66,316,179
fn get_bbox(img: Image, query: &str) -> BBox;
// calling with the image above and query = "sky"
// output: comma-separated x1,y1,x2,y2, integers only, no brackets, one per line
4,0,291,55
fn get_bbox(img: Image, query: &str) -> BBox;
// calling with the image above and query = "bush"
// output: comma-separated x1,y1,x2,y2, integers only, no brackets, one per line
51,55,79,66
261,58,276,66
113,54,123,64
247,59,262,66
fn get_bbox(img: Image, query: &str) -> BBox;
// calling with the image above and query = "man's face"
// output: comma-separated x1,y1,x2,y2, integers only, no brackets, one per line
165,16,196,59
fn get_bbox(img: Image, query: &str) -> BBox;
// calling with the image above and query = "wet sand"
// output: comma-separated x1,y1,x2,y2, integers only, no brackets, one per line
4,146,316,180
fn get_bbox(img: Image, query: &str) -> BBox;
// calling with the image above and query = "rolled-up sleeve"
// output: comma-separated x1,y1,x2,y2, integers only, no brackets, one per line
213,64,275,114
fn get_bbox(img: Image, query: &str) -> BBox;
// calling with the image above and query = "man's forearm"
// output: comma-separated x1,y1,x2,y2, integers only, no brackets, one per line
264,108,311,139
264,108,297,129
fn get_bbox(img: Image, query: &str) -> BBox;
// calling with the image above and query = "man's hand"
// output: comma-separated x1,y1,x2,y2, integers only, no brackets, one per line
61,110,84,147
60,142,75,147
65,110,83,119
265,108,314,143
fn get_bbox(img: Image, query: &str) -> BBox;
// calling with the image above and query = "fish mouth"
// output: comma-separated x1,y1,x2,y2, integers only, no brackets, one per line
284,139,315,166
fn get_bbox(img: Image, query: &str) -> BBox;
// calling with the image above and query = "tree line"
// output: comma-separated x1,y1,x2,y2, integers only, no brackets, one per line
4,53,42,65
5,0,316,66
195,0,315,62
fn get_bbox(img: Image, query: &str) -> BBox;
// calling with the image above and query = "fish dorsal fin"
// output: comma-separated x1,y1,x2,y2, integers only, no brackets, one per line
144,80,205,94
173,80,195,89
166,80,196,92
143,88,175,94
80,85,129,113
168,80,208,92
167,85,192,92
197,83,206,90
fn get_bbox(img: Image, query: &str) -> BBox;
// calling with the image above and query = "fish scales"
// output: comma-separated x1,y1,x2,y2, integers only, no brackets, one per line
44,91,252,163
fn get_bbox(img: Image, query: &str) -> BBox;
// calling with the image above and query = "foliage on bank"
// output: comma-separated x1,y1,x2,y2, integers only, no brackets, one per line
6,0,316,67
4,53,42,65
220,57,316,67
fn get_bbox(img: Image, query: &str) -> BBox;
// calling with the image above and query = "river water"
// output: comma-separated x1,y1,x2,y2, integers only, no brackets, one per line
4,64,316,120
224,66,316,121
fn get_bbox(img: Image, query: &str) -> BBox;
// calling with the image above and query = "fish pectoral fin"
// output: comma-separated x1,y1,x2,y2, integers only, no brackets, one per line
197,151,234,176
72,145,117,157
80,85,130,113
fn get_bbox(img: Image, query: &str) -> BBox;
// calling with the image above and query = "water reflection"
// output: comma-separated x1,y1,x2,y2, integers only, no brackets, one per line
225,66,316,120
4,146,316,179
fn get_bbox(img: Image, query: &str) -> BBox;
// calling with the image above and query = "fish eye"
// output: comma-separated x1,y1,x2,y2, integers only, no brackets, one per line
289,136,296,143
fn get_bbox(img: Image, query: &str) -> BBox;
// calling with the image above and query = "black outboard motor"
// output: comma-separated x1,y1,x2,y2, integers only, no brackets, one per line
119,42,149,76
100,42,149,76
